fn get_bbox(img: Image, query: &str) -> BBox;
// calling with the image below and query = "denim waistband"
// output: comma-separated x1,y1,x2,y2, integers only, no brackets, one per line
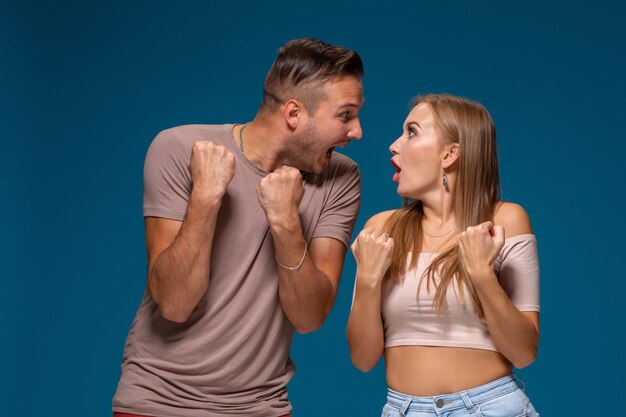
386,374,521,414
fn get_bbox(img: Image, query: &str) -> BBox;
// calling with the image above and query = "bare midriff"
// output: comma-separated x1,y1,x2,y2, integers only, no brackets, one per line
384,346,512,396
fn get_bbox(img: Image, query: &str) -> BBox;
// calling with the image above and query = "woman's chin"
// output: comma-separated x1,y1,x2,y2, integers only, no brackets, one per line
396,187,409,198
396,187,420,201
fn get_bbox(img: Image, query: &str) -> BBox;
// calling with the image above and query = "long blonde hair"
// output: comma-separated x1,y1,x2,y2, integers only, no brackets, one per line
382,94,500,318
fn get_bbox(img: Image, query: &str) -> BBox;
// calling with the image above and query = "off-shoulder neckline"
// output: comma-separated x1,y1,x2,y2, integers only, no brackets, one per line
412,233,536,256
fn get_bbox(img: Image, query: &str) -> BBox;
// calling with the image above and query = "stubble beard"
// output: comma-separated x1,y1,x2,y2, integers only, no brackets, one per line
284,121,327,174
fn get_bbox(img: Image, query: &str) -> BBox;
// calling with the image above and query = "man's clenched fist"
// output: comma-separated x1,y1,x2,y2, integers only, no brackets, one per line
189,141,236,200
257,166,304,226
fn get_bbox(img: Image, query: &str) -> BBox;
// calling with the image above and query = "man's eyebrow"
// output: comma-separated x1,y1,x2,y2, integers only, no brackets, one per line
337,103,362,109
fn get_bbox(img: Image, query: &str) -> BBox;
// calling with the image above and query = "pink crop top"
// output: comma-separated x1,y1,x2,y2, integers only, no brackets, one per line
381,234,540,351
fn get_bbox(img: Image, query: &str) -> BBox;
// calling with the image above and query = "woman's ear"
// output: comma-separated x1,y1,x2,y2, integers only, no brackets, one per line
442,143,460,169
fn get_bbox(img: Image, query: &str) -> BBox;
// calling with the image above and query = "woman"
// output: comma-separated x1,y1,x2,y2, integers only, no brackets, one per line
347,94,540,417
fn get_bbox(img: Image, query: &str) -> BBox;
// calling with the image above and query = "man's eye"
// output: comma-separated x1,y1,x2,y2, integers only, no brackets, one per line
341,112,350,121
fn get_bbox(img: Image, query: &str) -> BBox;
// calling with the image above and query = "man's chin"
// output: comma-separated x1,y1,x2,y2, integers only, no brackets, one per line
292,154,328,175
302,166,324,175
298,160,326,175
311,160,328,175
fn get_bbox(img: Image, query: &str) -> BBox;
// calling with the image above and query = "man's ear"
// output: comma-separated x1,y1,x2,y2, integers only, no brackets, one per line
283,99,302,130
442,143,460,169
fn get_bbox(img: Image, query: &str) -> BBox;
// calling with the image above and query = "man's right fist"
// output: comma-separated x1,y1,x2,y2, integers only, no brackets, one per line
189,141,236,200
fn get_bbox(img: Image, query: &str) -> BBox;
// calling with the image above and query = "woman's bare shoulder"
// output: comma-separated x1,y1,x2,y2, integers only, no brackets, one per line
494,201,533,238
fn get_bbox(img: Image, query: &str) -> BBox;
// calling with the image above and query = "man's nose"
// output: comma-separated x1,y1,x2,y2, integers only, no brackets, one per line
349,118,363,140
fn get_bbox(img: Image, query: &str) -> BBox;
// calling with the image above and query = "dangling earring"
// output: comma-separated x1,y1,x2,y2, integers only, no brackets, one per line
443,172,449,189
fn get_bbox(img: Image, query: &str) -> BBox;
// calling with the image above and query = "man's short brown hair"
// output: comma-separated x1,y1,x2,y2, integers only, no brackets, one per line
261,38,364,115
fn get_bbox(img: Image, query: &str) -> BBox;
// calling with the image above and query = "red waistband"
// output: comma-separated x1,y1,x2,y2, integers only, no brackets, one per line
114,413,292,417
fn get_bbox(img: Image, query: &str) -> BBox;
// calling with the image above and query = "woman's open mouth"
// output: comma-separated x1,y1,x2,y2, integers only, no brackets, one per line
391,159,401,183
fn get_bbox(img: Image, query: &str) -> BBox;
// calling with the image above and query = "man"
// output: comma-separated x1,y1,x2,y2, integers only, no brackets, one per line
112,38,364,417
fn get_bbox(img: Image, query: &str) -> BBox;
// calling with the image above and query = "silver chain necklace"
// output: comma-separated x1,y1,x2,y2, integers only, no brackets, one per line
422,223,457,238
238,123,249,153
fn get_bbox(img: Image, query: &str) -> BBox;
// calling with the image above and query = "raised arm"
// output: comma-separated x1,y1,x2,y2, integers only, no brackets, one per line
458,202,540,368
147,141,235,322
257,165,359,333
346,211,395,372
272,230,346,334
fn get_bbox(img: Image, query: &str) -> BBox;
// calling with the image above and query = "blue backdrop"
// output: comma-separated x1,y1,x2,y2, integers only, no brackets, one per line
3,1,625,416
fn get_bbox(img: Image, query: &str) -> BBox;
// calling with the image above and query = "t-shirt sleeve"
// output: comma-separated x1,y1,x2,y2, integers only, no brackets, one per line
143,129,192,221
312,156,361,248
495,234,540,312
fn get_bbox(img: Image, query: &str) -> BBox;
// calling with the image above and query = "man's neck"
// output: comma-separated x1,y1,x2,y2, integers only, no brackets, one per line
235,118,289,172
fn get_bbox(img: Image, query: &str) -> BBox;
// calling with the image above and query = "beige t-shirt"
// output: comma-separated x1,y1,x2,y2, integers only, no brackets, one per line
382,234,540,351
113,124,361,417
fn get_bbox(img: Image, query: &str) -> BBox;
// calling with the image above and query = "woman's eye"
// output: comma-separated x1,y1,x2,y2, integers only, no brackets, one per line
407,128,416,137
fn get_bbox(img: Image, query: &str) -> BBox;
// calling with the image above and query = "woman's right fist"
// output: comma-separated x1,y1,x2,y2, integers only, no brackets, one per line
351,227,394,285
189,141,236,200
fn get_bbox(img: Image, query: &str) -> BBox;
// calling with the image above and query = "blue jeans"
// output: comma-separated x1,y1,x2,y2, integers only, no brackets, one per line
381,374,539,417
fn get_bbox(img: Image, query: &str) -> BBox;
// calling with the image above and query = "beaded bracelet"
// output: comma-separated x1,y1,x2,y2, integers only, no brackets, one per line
275,242,308,270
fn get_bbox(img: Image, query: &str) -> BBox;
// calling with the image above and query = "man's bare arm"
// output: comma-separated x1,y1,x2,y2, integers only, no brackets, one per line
146,141,235,322
257,166,349,333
